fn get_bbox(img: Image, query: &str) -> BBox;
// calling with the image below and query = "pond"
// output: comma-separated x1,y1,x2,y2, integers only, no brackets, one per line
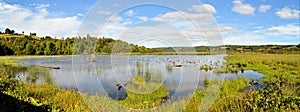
11,54,264,101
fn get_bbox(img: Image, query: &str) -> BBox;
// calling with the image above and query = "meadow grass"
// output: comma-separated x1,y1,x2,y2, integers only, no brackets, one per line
224,54,300,84
0,74,91,111
0,55,63,66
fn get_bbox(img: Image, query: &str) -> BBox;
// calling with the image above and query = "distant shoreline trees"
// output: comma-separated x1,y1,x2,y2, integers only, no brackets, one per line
0,28,298,56
0,28,160,56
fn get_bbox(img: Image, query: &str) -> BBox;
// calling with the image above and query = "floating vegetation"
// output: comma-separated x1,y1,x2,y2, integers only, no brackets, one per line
204,77,210,87
199,65,213,71
133,75,145,85
166,64,173,71
214,65,238,74
145,68,151,82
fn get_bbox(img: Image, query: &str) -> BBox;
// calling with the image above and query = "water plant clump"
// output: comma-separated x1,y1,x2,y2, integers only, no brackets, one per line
133,75,145,84
166,64,173,71
119,84,169,109
199,65,213,71
204,77,210,87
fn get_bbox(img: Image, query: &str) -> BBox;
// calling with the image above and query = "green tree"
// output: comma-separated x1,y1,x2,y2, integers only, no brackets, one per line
25,43,35,55
44,42,55,55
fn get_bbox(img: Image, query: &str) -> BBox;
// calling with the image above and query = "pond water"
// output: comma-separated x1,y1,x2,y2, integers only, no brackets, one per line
13,54,264,101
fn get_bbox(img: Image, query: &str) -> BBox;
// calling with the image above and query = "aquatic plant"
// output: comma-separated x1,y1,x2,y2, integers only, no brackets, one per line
119,84,169,109
199,65,213,71
166,64,173,71
204,77,210,87
133,75,145,84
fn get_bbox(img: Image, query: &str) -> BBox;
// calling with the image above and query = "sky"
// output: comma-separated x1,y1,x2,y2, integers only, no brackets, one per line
0,0,299,47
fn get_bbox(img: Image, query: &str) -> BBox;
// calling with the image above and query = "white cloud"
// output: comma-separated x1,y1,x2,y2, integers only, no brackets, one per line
99,4,223,47
138,16,148,21
221,26,236,32
152,11,213,23
223,31,297,45
0,2,80,37
255,26,263,29
192,4,217,13
259,5,271,12
126,10,137,16
101,23,127,38
0,2,22,12
77,13,84,16
122,21,133,25
224,33,265,45
153,11,221,39
232,0,255,15
265,24,300,35
116,24,205,47
102,15,221,47
112,3,119,7
222,24,300,45
30,3,50,9
110,16,123,22
276,7,300,19
97,10,111,15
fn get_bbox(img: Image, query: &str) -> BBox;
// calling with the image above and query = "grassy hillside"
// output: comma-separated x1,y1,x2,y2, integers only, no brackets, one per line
0,33,161,56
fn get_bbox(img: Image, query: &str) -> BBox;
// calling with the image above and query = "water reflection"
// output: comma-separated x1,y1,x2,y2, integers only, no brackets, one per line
4,55,265,101
0,64,27,78
0,64,52,84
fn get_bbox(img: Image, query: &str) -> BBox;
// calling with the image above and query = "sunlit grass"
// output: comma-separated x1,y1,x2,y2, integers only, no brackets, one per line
225,54,300,84
0,55,62,66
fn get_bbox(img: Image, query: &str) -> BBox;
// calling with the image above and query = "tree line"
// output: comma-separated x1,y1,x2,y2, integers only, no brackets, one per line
0,34,160,56
154,45,300,54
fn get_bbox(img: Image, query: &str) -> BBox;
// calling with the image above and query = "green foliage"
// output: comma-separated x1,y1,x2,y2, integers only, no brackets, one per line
166,64,173,71
224,54,300,85
133,75,145,84
0,34,158,56
0,73,91,112
208,79,300,111
204,54,300,111
0,35,74,55
119,84,169,109
246,81,300,111
220,77,249,96
224,45,300,54
200,65,213,71
154,45,300,55
184,90,206,112
204,77,210,86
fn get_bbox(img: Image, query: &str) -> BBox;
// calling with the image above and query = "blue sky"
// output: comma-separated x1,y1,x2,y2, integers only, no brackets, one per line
0,0,299,47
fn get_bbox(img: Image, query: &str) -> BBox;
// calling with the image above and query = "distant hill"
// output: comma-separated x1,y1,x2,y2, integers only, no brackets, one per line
1,28,299,55
154,45,300,54
0,32,161,56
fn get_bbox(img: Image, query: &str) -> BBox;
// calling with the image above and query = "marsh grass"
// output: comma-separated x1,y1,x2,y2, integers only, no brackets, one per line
166,64,173,71
225,54,300,84
119,84,169,109
133,75,146,84
200,65,213,71
0,55,62,66
0,73,90,111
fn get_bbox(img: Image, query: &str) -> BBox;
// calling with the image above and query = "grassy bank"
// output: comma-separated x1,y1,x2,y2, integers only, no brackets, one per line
222,54,300,84
0,73,91,111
